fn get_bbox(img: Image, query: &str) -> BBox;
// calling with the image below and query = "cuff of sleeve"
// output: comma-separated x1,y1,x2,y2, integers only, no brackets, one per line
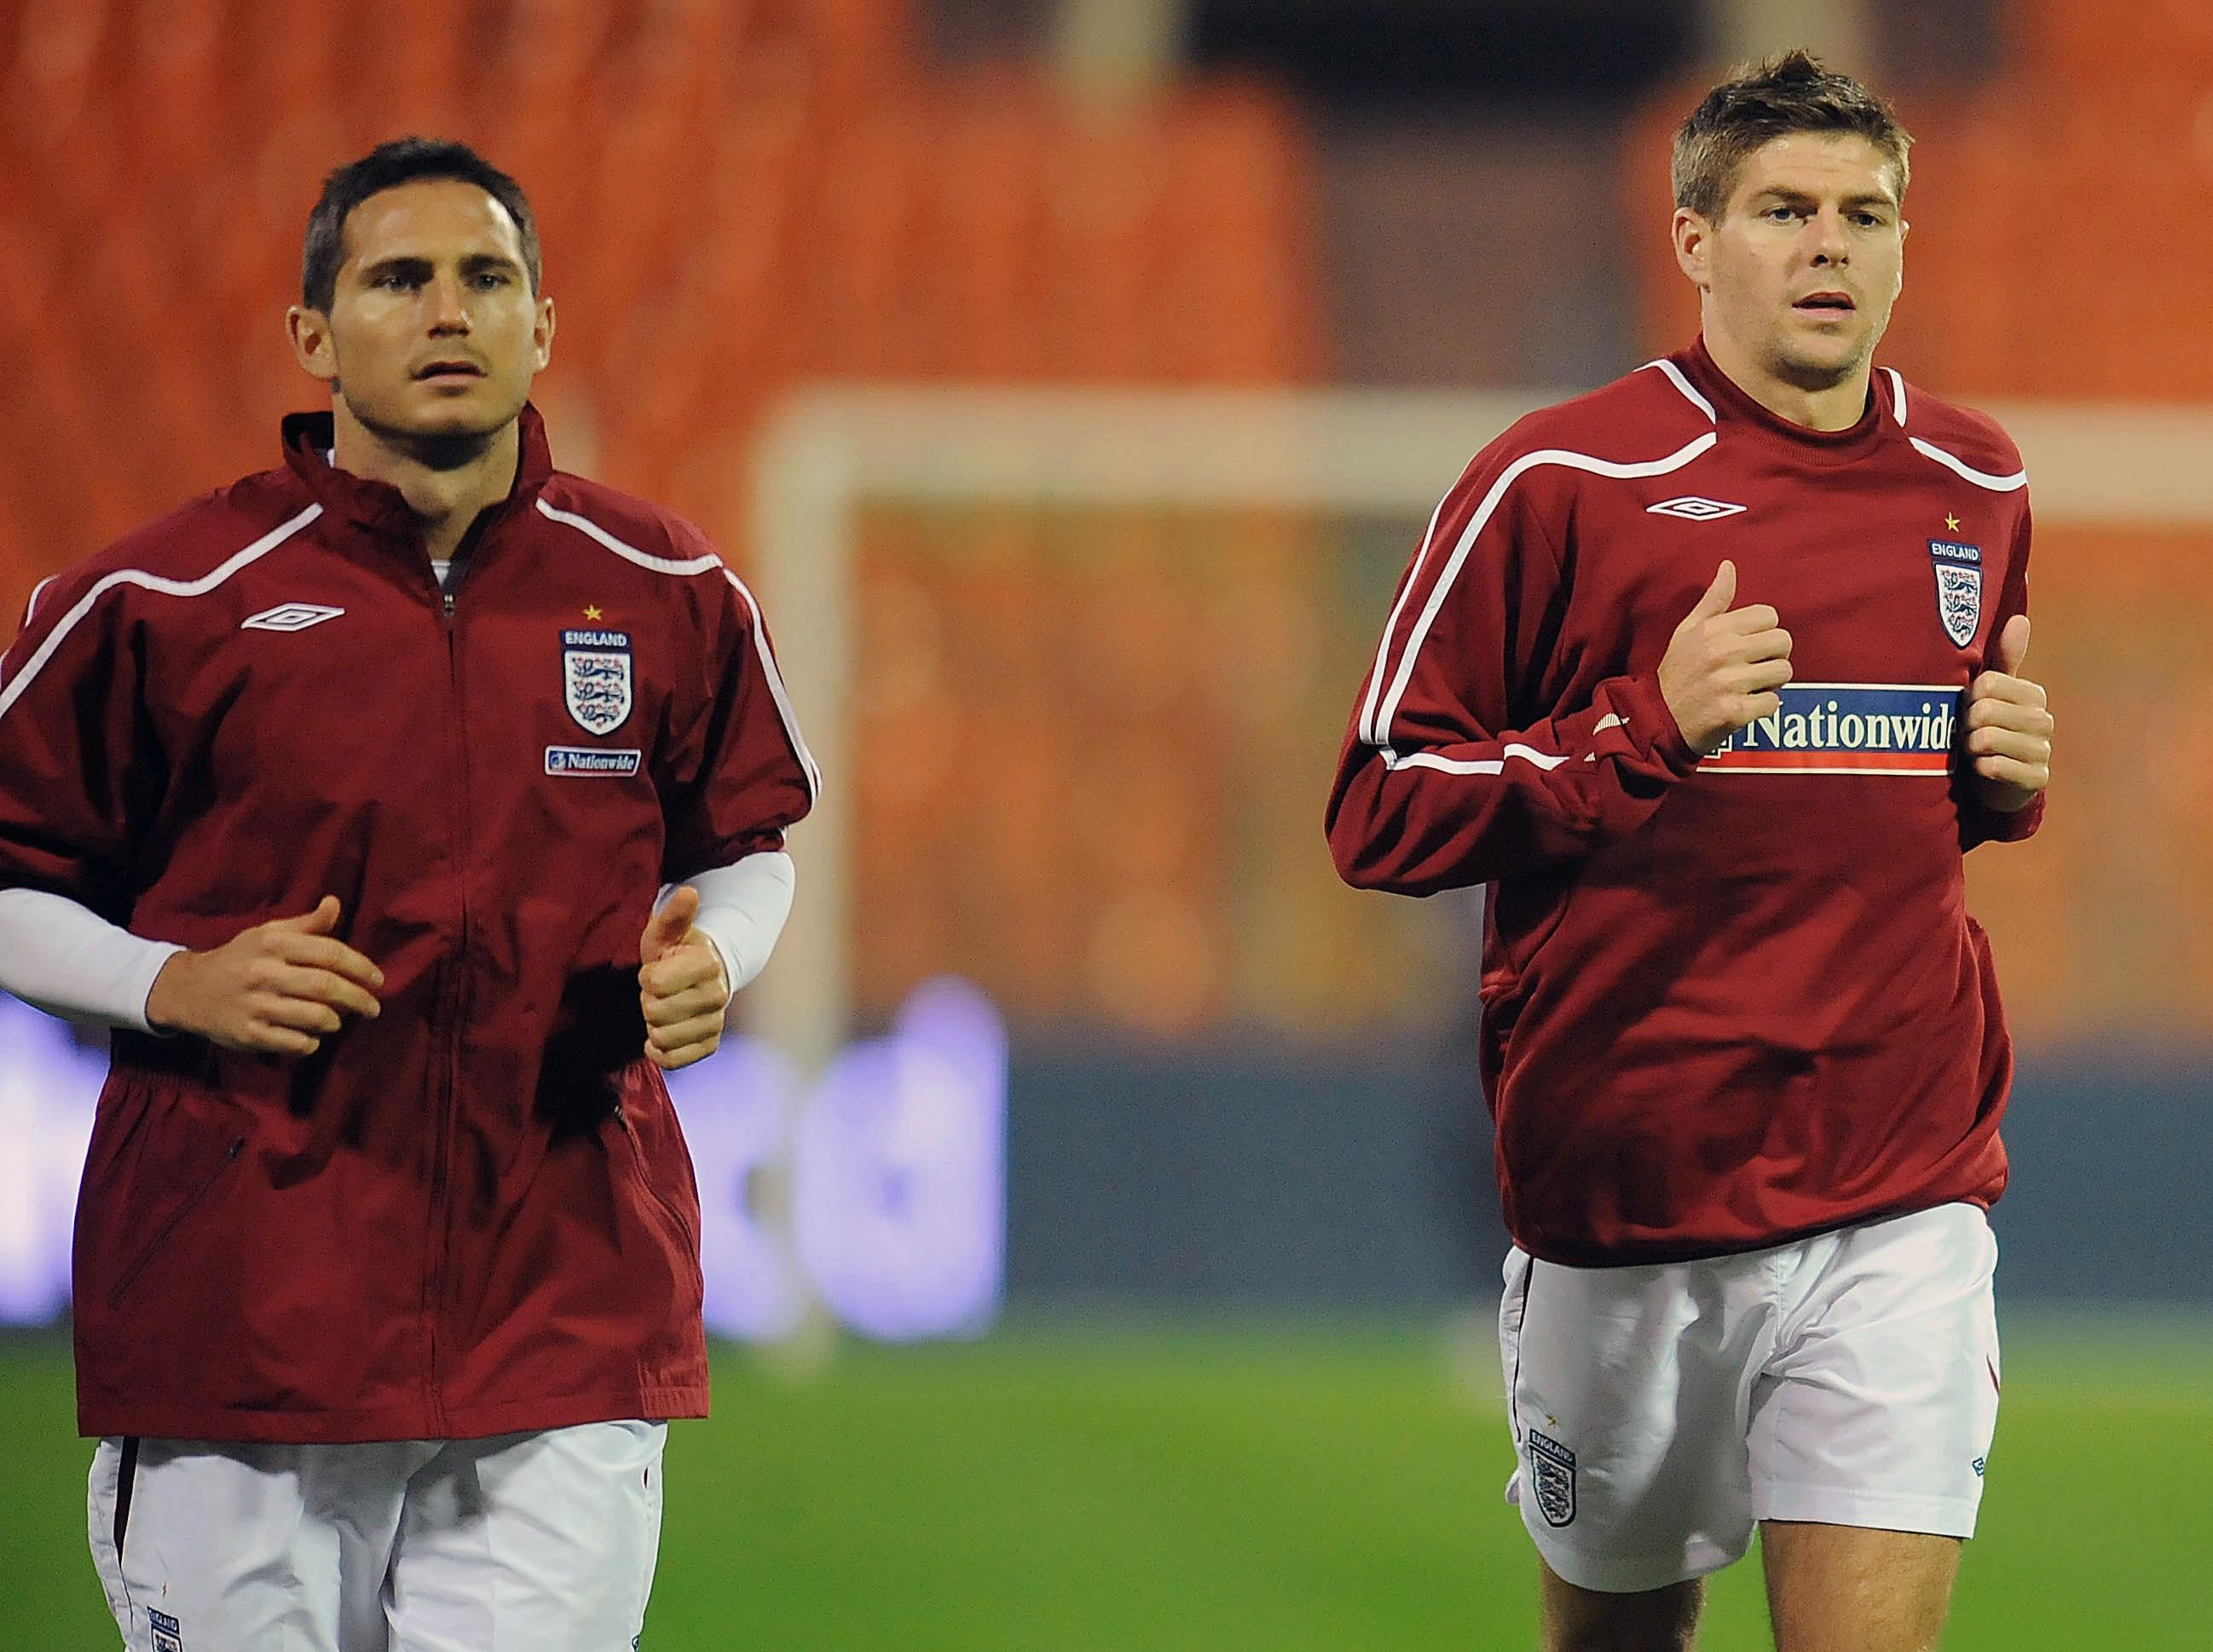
679,852,796,995
1609,674,1702,777
1965,788,2044,846
130,942,188,1037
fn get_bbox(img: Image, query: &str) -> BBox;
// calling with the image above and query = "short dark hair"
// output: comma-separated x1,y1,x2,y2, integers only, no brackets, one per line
1673,50,1912,222
300,136,541,312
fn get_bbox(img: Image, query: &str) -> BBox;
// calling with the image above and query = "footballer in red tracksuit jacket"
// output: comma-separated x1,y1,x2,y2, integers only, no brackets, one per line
1328,338,2043,1268
0,403,815,1443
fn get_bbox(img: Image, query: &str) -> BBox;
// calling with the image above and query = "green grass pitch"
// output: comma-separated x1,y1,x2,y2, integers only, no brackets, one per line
3,1314,2204,1649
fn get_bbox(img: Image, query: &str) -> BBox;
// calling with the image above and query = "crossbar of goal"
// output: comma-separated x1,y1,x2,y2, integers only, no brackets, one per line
745,383,2213,1069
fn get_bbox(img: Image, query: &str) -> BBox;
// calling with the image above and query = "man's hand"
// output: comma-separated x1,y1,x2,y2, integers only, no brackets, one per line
145,896,384,1057
1658,560,1795,755
1964,614,2051,812
638,887,731,1071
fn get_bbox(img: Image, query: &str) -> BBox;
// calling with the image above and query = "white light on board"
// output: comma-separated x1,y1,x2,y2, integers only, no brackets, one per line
0,999,100,1323
0,980,1008,1342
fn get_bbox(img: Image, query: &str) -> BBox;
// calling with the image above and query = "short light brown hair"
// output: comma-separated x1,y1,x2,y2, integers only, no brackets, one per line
1672,50,1912,222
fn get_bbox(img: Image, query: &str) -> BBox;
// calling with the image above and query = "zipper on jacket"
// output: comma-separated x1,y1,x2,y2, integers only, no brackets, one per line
615,1105,700,1256
107,1137,246,1308
420,574,471,1435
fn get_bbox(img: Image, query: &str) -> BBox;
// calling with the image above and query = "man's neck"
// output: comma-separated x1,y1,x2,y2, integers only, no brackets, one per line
329,402,522,564
1700,323,1870,433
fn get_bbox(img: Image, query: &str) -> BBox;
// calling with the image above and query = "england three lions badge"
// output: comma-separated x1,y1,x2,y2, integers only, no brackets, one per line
1928,539,1982,648
562,628,633,736
1526,1429,1576,1528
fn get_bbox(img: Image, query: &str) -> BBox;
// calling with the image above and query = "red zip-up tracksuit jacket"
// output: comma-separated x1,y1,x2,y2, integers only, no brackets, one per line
0,406,817,1442
1329,341,2042,1267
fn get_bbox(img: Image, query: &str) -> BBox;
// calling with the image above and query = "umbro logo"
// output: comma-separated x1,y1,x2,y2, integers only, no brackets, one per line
241,604,345,632
1646,496,1748,521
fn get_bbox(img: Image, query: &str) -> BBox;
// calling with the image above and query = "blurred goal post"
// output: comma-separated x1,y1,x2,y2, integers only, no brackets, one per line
744,384,2213,1070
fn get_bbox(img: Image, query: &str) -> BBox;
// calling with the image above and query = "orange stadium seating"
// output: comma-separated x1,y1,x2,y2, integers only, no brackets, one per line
0,0,1320,622
15,3,2182,1041
0,0,1324,1036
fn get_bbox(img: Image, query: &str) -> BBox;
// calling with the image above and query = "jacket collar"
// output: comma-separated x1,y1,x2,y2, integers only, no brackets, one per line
1679,337,1886,463
280,402,557,542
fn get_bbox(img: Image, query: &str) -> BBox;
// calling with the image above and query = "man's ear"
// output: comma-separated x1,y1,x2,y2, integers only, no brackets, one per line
532,292,556,373
286,305,338,384
1671,207,1713,293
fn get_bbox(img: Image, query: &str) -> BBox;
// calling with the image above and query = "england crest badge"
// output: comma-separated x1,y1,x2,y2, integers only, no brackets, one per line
1928,540,1983,648
562,628,633,736
1527,1429,1577,1528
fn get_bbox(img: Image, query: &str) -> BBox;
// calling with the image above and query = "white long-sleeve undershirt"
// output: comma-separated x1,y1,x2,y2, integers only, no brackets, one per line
0,850,797,1032
0,889,183,1031
662,851,797,995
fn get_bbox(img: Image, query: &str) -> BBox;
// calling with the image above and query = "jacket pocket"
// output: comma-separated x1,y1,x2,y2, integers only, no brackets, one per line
105,1133,247,1310
613,1103,699,1257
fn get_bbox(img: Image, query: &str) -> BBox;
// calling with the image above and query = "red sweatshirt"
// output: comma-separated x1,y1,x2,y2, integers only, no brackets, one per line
0,407,816,1441
1328,340,2042,1267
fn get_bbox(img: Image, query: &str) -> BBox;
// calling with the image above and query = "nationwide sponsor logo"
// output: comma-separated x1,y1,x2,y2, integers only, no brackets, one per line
546,746,642,777
1527,1430,1576,1528
562,628,633,736
1929,539,1983,647
241,603,345,632
1646,495,1748,521
1700,683,1961,776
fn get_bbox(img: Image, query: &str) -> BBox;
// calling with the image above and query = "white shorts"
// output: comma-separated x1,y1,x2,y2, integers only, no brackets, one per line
1498,1202,2001,1594
87,1420,667,1652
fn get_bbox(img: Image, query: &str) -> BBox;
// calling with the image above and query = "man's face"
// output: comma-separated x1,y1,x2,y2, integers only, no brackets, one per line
290,179,552,447
1675,131,1904,390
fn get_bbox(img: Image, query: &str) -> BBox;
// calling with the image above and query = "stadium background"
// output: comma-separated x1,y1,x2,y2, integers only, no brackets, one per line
2,0,2208,1645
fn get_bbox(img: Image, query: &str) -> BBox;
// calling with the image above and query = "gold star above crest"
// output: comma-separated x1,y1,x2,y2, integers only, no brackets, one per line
584,604,604,621
1944,514,1961,533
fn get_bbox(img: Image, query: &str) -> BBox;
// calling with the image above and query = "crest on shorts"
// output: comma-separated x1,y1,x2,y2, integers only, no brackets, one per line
1928,540,1982,648
562,628,633,736
148,1607,184,1652
1527,1429,1577,1528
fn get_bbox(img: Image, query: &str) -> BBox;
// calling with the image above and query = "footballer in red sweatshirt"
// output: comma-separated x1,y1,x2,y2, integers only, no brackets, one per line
1328,53,2052,1650
0,140,817,1652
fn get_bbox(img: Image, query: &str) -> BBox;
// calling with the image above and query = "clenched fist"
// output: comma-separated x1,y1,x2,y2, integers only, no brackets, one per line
146,896,384,1057
638,887,731,1071
1658,560,1795,755
1964,614,2051,812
